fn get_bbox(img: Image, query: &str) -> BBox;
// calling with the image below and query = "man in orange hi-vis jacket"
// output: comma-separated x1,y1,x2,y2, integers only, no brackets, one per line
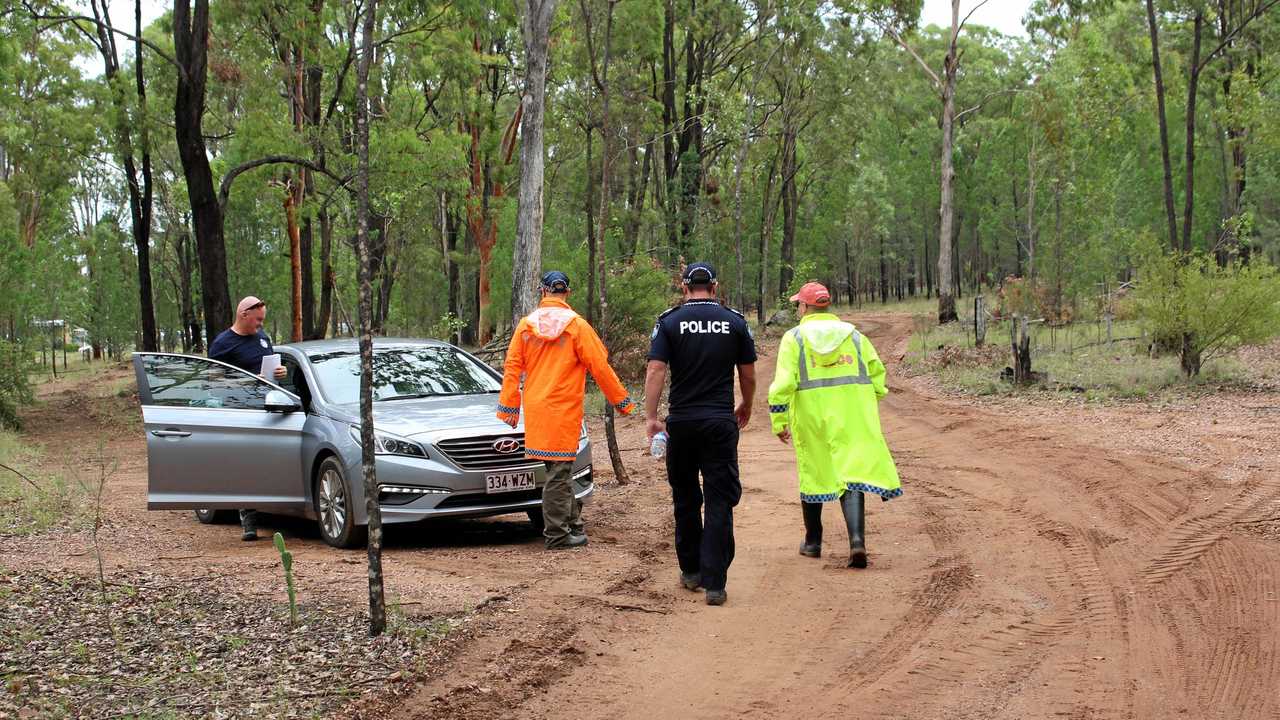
497,270,636,549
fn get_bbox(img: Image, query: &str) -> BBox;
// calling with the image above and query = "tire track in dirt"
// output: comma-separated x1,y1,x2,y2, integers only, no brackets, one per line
1139,475,1280,586
842,465,1133,720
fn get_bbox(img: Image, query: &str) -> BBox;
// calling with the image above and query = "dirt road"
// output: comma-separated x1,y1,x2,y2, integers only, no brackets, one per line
5,312,1278,719
395,313,1280,720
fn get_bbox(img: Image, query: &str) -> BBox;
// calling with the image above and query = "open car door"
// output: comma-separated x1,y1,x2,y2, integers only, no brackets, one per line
131,353,307,510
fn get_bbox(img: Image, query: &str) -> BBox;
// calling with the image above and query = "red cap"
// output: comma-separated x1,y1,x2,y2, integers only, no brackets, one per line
789,282,831,307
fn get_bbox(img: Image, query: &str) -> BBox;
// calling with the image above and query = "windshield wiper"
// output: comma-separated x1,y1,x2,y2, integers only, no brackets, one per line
377,390,500,401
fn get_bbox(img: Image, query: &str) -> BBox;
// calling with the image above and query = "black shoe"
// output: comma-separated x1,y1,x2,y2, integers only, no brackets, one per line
241,529,258,542
800,502,823,558
705,589,727,606
840,491,867,568
680,572,702,591
546,533,588,550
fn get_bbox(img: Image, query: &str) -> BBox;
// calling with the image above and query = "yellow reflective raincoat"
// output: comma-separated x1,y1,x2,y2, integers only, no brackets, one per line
767,313,901,502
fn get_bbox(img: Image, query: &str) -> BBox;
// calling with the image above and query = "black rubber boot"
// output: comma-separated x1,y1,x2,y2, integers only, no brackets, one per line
799,502,823,558
239,509,259,542
840,491,867,568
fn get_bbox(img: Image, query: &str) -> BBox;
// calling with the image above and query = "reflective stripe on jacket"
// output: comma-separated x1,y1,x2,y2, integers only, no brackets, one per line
767,313,901,502
497,297,635,461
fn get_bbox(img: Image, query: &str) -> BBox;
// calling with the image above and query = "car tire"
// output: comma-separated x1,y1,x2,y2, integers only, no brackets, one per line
526,507,546,531
193,508,237,524
315,457,366,549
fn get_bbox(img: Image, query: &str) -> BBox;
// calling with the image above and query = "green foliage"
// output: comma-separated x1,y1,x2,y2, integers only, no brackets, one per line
1132,252,1280,372
905,316,1272,400
0,341,32,431
3,0,1280,374
273,532,299,628
426,313,468,342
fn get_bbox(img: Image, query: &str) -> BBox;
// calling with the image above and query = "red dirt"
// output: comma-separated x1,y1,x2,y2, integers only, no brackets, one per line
4,312,1278,719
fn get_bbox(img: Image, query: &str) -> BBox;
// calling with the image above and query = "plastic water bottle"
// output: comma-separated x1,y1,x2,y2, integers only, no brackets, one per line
650,431,668,458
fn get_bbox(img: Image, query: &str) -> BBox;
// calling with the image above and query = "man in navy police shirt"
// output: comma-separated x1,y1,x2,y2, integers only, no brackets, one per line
644,262,757,606
208,296,288,541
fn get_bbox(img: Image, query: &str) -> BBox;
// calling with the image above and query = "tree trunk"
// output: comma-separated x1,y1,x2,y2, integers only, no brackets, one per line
756,149,780,325
1010,315,1032,384
974,295,986,347
174,0,232,346
177,231,198,353
879,233,887,303
1144,0,1180,252
315,208,334,338
590,0,628,486
354,0,386,638
585,125,598,324
1181,12,1203,255
91,0,158,352
730,113,753,310
778,122,798,298
511,0,560,322
936,12,959,324
285,186,304,342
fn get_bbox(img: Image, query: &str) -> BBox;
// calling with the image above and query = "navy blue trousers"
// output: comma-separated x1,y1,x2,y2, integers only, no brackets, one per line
665,418,742,592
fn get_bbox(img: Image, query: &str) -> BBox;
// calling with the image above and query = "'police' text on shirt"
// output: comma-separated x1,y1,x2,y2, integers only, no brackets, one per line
679,320,732,335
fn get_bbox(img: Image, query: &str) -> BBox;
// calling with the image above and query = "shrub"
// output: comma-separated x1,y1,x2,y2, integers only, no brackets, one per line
1132,252,1280,375
0,341,32,430
594,260,677,379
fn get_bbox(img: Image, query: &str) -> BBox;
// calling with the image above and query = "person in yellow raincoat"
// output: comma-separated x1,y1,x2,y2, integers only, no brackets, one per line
498,271,635,549
767,282,901,568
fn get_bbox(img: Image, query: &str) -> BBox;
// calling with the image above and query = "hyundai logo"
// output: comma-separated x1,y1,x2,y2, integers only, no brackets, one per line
493,438,521,454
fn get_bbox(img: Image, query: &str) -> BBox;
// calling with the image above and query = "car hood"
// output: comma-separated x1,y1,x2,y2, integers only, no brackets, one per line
328,395,522,439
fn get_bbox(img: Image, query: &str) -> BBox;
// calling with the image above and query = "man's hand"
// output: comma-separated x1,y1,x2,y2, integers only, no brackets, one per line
645,416,666,442
734,402,752,430
776,428,791,444
273,365,288,380
502,415,519,428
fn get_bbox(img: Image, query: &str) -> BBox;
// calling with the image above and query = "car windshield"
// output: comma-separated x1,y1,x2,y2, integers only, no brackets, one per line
306,346,501,405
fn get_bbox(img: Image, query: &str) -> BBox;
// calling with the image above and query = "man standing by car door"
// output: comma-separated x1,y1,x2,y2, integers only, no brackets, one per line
643,263,757,606
208,296,289,541
497,271,636,549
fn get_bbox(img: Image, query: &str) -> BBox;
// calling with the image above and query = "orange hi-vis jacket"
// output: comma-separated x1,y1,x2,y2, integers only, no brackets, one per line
497,297,635,461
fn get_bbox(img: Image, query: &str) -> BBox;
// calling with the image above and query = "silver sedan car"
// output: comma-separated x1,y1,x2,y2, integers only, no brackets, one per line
131,339,593,547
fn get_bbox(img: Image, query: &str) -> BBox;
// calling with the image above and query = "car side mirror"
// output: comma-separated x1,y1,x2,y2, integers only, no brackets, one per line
265,389,302,414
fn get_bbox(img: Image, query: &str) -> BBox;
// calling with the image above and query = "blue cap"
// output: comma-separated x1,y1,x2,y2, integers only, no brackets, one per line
682,262,717,285
541,270,571,293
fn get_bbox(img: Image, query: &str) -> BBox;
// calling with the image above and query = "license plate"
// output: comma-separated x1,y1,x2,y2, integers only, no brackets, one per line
485,470,536,494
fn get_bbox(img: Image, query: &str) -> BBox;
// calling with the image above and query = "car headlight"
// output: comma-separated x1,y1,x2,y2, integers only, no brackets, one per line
349,426,428,458
580,422,588,441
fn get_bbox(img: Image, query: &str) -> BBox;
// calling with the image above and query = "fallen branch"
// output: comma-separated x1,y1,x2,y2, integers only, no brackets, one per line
0,461,41,491
1070,336,1141,351
1235,516,1280,525
609,603,669,615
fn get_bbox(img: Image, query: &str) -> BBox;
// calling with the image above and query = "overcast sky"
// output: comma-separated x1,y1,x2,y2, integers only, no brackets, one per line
921,0,1030,36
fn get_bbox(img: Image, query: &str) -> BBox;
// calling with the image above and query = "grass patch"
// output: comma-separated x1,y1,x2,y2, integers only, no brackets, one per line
0,431,89,536
844,295,943,317
902,316,1274,401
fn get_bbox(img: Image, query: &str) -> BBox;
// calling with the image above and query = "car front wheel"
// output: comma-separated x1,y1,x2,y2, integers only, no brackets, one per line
315,457,366,549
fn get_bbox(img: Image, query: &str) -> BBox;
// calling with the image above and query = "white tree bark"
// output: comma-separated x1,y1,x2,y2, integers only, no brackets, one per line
511,0,560,322
936,0,960,324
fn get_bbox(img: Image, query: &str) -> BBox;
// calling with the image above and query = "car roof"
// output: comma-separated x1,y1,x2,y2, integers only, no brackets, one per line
280,337,454,354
